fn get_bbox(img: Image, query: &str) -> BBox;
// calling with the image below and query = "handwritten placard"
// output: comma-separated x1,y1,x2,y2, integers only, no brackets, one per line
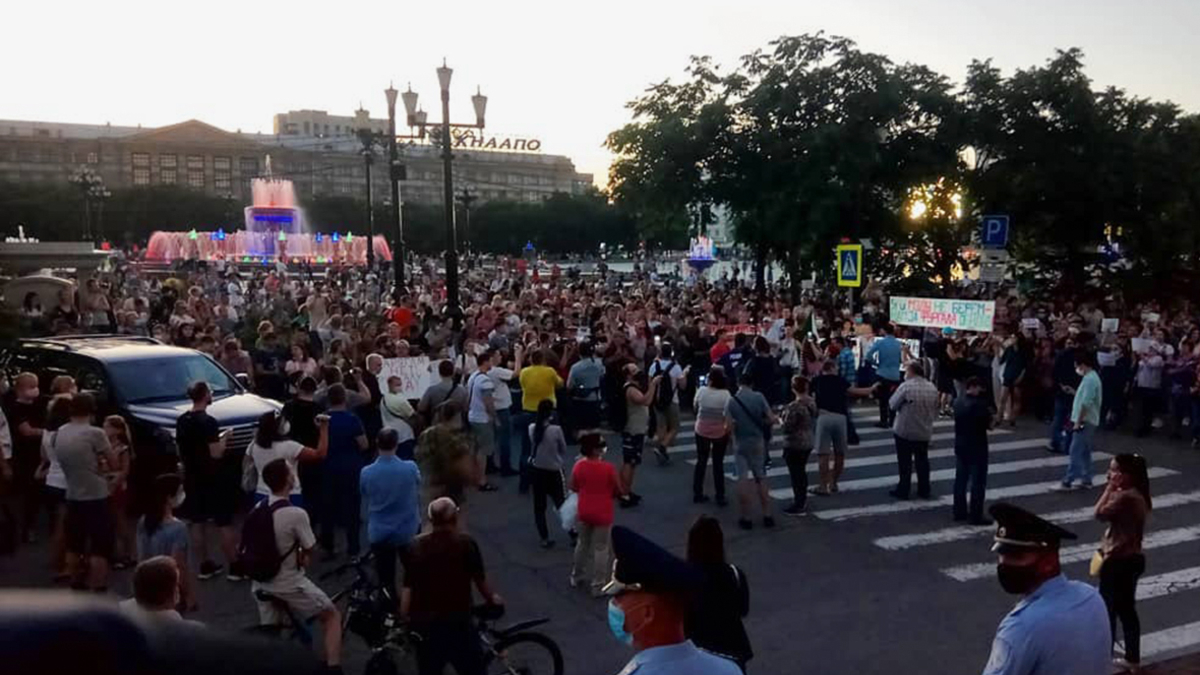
889,297,995,333
378,356,437,400
1101,318,1120,334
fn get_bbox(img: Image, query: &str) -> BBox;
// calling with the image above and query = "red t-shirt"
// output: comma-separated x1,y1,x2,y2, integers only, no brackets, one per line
710,341,732,362
572,458,619,527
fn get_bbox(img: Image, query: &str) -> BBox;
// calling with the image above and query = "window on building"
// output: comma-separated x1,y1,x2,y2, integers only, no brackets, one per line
161,169,177,185
87,152,98,164
186,155,204,188
214,156,231,191
132,152,151,185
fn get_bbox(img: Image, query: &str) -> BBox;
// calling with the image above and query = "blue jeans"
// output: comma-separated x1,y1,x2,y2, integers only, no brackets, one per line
513,410,535,491
494,408,514,471
1063,424,1096,486
1048,394,1073,451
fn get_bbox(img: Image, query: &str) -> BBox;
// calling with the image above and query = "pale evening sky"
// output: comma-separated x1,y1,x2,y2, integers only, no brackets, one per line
3,0,1199,187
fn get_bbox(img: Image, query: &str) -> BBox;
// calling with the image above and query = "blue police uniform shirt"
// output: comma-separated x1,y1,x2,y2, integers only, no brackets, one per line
865,335,903,382
982,574,1110,675
616,640,742,675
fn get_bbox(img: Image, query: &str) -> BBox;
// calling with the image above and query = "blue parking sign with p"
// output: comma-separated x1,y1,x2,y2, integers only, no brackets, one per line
981,215,1010,248
836,244,863,287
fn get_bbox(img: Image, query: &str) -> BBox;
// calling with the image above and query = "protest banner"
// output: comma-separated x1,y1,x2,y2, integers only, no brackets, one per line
378,356,437,399
889,297,995,333
1101,318,1120,333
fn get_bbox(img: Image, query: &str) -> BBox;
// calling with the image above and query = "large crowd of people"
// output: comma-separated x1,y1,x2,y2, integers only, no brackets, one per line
0,251,1187,674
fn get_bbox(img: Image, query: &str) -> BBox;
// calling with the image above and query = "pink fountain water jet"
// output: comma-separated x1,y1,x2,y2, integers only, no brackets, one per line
145,156,390,264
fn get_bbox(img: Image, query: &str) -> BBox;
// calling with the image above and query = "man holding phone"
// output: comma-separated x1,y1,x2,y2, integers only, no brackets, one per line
175,381,240,582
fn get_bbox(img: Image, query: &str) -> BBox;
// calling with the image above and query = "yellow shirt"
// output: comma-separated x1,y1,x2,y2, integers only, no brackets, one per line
519,365,563,412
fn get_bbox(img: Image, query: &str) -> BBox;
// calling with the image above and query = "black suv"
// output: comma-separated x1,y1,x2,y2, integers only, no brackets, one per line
1,335,280,458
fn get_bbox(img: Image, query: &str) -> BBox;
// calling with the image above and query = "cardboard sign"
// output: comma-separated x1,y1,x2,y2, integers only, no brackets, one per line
1021,318,1042,332
889,296,995,333
1101,318,1120,334
378,356,437,400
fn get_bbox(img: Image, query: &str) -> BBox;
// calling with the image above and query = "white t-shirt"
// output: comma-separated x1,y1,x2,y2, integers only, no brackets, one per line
41,432,67,490
489,366,515,410
649,358,685,405
249,440,305,496
466,371,496,424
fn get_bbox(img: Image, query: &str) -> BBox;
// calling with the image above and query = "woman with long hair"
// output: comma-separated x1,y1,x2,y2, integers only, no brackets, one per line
246,410,329,507
102,415,135,569
685,515,752,671
692,366,732,506
1095,453,1152,673
528,399,570,549
136,473,196,611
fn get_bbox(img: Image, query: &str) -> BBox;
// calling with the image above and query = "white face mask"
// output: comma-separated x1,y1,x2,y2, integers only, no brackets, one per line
171,490,187,509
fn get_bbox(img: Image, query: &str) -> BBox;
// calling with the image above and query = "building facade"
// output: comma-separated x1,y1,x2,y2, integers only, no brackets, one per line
273,108,387,138
0,118,593,208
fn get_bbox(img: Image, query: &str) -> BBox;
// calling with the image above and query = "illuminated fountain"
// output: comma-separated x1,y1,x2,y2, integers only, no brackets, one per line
145,156,390,265
684,234,718,274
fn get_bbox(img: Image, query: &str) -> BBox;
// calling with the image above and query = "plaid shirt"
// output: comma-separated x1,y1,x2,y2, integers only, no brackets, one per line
837,348,857,385
889,376,940,442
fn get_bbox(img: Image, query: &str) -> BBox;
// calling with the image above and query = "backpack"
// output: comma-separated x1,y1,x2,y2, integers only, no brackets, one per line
652,360,676,410
236,499,297,582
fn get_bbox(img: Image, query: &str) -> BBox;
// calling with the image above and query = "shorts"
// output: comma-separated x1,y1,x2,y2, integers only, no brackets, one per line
653,403,680,433
254,576,335,625
733,438,767,481
470,422,496,458
622,434,645,466
178,482,239,527
65,498,115,560
43,485,66,511
815,413,849,456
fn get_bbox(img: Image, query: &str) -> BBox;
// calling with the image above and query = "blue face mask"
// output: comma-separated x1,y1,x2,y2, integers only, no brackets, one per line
607,599,633,646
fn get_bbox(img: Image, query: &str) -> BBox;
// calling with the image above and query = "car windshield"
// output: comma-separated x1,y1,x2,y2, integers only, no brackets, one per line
108,354,238,404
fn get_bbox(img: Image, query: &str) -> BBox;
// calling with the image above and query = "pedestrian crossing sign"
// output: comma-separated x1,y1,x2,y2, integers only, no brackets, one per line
837,244,863,287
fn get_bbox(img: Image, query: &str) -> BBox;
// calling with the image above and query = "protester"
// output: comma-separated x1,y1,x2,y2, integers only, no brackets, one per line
517,349,564,493
725,371,776,530
56,393,118,591
136,473,196,611
781,376,817,516
569,432,621,597
692,366,732,505
1094,454,1152,673
401,496,503,675
416,402,474,518
567,341,604,435
4,372,45,545
465,349,499,493
119,556,204,628
319,384,367,558
1059,351,1103,490
527,400,571,548
175,381,239,581
810,360,876,496
35,394,72,580
360,428,422,604
952,377,994,525
865,324,903,428
1046,335,1080,454
250,458,343,673
247,410,330,506
619,363,660,509
888,362,940,501
101,415,135,569
648,342,687,465
684,515,752,671
379,377,417,459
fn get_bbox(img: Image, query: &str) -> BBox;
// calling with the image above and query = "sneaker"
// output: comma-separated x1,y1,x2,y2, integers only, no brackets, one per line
762,516,776,528
888,489,910,501
226,562,247,582
783,505,809,517
629,492,643,505
809,486,832,497
653,446,671,466
693,494,710,504
619,496,637,509
540,539,556,550
1053,482,1075,492
737,518,753,531
1075,482,1094,491
830,483,840,494
478,483,499,493
568,575,580,589
197,561,224,580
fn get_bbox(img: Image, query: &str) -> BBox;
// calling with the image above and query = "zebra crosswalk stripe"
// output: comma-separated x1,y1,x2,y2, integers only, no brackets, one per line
807,468,1179,521
668,429,1010,455
1137,566,1200,601
1131,620,1200,661
875,490,1200,550
941,525,1200,581
672,419,955,444
767,453,1112,499
697,439,1046,476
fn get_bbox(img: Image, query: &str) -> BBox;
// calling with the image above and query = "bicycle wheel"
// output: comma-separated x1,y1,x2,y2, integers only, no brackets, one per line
487,632,564,675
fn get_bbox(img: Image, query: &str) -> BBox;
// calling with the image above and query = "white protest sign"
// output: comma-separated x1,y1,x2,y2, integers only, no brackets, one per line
378,356,437,399
889,297,995,333
1101,318,1120,334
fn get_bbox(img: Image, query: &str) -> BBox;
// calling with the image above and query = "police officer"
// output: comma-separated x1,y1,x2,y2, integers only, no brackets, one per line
604,526,741,675
981,503,1111,675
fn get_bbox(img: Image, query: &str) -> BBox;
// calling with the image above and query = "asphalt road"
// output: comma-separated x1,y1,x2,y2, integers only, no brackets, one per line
4,403,1200,675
